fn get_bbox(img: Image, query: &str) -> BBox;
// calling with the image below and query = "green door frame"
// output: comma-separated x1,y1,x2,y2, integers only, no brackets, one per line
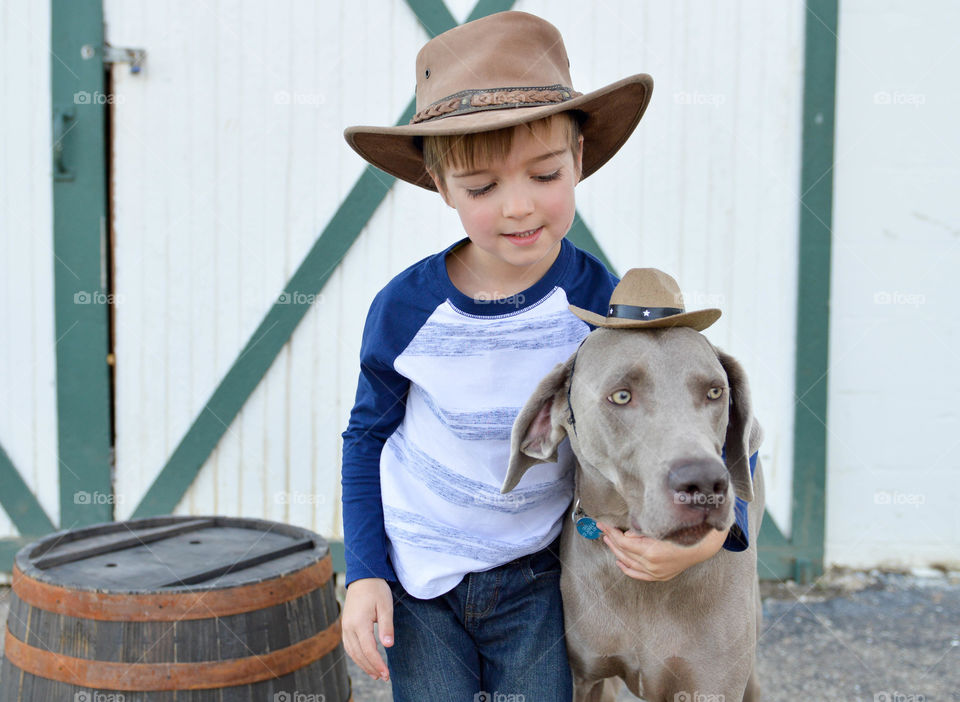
755,0,837,583
1,0,837,582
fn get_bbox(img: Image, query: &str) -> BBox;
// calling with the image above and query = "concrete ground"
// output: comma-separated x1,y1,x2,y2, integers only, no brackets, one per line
2,569,958,701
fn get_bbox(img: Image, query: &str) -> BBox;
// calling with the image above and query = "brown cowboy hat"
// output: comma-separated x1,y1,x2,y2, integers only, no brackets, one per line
344,11,653,191
569,268,721,330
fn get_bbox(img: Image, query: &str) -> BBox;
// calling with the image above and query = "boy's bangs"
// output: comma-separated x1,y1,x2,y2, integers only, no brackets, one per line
423,113,581,179
431,129,516,175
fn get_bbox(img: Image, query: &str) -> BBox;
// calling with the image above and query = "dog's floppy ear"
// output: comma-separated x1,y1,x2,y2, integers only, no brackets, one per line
717,348,762,503
501,355,574,493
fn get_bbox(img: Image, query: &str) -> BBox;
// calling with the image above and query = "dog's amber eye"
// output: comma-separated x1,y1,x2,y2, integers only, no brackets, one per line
707,387,724,400
608,390,632,405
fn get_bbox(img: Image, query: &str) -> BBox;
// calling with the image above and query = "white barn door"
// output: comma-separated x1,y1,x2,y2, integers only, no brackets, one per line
103,0,805,544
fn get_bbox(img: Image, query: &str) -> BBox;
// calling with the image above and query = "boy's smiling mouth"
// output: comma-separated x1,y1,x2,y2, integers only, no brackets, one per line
502,227,543,245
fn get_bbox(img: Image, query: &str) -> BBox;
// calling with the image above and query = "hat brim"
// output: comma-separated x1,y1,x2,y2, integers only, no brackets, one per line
568,304,721,332
344,74,653,191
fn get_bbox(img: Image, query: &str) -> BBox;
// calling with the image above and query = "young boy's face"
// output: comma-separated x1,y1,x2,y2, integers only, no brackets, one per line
430,119,584,281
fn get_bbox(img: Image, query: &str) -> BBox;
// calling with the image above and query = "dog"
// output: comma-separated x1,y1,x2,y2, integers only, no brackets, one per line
502,325,764,701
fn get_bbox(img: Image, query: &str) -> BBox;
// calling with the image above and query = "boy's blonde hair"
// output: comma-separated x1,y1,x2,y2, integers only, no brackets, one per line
421,112,582,184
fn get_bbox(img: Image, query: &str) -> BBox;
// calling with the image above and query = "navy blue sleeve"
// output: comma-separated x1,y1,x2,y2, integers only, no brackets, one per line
340,364,407,585
341,322,407,585
561,243,620,317
721,451,759,552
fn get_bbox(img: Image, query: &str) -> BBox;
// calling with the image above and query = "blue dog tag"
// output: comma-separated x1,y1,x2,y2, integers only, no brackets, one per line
576,516,602,540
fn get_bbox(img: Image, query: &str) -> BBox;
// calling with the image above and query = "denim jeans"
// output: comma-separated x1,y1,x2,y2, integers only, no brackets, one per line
385,538,573,702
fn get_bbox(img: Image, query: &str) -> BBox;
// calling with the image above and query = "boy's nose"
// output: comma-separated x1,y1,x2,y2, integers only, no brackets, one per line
501,189,535,218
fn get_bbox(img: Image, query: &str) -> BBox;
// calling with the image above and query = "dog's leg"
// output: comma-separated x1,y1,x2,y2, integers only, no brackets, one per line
742,576,763,700
742,667,761,701
574,676,621,702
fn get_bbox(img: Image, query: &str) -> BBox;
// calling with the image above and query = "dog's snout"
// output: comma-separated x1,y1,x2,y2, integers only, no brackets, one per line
667,460,729,510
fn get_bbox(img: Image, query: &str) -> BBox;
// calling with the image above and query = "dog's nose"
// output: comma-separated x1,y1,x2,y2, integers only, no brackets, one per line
667,461,729,511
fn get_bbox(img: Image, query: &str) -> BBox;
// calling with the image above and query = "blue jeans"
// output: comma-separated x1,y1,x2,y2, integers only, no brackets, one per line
386,538,573,702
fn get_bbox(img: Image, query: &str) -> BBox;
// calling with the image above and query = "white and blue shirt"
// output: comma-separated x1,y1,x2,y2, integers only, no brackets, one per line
341,238,751,598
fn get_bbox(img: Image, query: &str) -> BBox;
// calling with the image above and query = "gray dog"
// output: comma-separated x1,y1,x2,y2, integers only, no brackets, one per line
502,303,764,701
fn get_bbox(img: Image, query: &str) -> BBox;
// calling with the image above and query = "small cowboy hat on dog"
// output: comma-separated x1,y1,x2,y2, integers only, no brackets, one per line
569,268,721,331
344,11,653,191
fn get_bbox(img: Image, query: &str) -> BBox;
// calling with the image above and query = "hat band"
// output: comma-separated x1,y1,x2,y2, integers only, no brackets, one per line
411,85,583,124
607,304,684,321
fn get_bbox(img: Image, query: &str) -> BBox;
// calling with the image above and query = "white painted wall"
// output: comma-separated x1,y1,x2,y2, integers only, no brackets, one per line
0,0,59,537
103,0,805,542
826,0,960,569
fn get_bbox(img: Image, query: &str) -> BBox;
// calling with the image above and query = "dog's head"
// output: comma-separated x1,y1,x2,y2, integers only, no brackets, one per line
502,327,760,545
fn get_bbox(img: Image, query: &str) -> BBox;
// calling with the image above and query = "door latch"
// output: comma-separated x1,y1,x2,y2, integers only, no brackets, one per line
82,43,146,73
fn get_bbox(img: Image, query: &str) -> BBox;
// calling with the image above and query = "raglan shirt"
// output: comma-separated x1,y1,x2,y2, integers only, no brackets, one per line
341,238,752,599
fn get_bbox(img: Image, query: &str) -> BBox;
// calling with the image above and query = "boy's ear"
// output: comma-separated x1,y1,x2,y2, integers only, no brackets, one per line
428,169,453,207
575,134,584,182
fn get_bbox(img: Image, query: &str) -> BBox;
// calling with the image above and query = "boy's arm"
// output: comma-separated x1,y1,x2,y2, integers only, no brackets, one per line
340,315,410,681
341,357,409,585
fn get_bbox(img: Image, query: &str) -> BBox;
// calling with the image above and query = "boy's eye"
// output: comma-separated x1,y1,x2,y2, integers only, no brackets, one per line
466,184,495,198
534,170,562,183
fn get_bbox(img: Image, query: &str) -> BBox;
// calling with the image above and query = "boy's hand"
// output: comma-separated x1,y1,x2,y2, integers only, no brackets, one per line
596,522,729,581
342,577,394,681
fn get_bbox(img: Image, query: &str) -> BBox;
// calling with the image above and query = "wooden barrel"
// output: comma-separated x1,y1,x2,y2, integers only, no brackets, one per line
0,516,351,701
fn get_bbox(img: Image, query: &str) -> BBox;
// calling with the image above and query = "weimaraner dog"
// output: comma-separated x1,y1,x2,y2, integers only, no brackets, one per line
502,325,764,702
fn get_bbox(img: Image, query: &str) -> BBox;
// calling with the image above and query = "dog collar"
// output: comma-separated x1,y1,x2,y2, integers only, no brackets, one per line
571,498,602,540
565,337,588,437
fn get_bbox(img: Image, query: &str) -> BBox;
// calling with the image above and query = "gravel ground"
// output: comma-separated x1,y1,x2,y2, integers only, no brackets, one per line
344,569,960,701
755,570,960,702
2,570,958,701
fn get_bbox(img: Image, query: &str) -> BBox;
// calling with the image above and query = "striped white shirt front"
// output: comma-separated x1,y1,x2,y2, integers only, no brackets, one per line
341,238,618,597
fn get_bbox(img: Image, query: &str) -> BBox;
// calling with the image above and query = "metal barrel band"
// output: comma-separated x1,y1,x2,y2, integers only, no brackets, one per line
11,555,332,621
3,618,342,691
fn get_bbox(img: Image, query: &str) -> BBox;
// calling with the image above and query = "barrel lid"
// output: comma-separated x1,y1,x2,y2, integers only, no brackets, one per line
14,516,330,593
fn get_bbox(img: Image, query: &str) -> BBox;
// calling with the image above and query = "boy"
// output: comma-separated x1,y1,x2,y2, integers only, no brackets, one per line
340,11,749,700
